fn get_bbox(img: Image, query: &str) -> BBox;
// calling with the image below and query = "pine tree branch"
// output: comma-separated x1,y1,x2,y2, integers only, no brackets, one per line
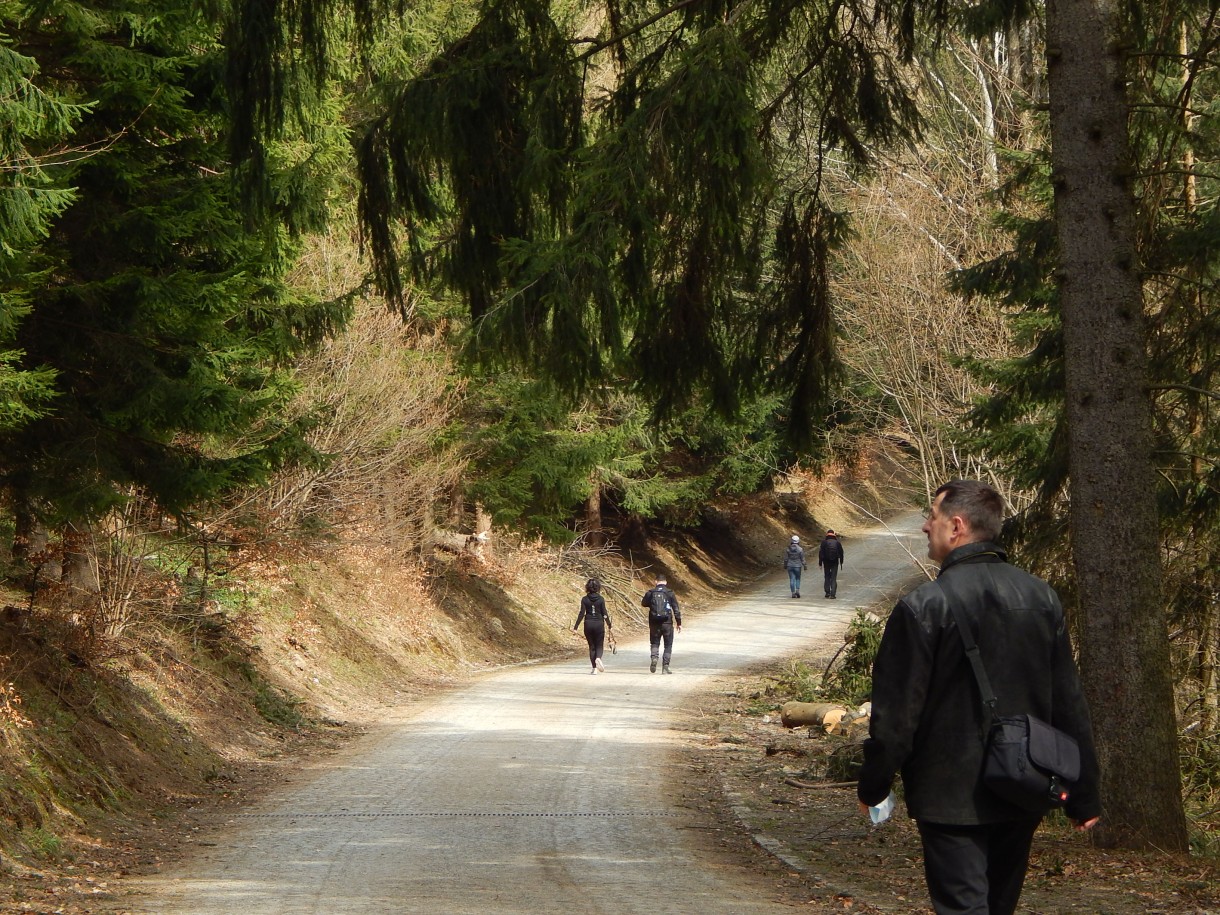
572,0,704,62
1150,383,1220,401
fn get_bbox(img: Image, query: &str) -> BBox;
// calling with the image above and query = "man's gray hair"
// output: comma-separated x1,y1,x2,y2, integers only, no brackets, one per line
934,480,1004,542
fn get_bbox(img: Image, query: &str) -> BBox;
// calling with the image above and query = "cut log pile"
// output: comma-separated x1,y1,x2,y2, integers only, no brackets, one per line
779,700,872,739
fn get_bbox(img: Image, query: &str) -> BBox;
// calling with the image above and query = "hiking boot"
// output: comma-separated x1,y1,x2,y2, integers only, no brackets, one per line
650,659,658,673
595,657,605,672
795,591,800,598
662,664,672,674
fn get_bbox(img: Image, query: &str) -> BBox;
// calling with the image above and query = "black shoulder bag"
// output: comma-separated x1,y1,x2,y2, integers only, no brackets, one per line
940,577,1082,815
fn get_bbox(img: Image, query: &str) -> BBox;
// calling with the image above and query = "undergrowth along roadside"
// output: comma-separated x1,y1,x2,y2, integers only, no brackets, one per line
0,449,917,907
772,610,884,708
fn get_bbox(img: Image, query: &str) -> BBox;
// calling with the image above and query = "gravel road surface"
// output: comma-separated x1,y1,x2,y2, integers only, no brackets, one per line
125,512,926,914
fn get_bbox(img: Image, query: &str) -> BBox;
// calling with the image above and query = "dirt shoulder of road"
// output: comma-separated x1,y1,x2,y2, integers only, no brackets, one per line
673,647,1220,915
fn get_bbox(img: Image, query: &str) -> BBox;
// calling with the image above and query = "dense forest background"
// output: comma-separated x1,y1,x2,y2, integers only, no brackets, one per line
1,0,1219,872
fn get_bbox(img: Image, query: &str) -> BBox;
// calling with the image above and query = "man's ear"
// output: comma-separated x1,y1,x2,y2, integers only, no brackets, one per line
950,514,970,543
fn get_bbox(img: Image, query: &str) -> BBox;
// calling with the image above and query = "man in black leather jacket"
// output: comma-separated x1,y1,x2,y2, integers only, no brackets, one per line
857,480,1101,915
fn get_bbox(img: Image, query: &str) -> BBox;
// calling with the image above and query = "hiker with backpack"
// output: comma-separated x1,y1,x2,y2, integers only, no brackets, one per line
573,578,613,674
641,576,681,674
819,529,845,598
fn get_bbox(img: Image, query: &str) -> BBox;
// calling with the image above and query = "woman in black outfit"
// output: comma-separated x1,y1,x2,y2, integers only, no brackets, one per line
573,578,612,674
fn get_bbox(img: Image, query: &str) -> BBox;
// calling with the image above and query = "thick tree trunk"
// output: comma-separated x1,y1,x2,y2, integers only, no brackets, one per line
61,524,99,593
1045,0,1188,850
585,480,605,548
447,487,464,528
474,503,492,537
1201,603,1218,731
12,503,47,565
62,550,99,594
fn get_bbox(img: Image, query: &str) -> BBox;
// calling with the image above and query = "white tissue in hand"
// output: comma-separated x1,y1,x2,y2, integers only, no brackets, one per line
869,792,895,824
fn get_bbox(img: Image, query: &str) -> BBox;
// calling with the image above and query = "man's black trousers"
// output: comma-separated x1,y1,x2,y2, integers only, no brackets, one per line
823,564,839,597
917,818,1040,915
648,619,674,665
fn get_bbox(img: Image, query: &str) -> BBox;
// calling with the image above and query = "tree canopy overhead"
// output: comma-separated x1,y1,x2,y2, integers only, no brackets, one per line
229,0,943,444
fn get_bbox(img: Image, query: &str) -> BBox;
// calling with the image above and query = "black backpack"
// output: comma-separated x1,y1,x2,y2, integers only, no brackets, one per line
648,588,672,623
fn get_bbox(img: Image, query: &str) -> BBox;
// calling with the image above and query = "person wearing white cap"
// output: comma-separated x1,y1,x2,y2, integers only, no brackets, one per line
783,535,807,598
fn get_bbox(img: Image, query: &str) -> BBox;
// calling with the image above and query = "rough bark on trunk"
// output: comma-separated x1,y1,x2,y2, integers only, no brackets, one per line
585,482,604,549
61,524,100,594
1045,0,1187,850
447,487,464,528
12,504,47,565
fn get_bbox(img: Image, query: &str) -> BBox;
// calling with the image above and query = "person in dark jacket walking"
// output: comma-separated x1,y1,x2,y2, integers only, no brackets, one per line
818,529,844,598
641,576,681,673
783,535,806,597
857,480,1100,915
573,578,612,674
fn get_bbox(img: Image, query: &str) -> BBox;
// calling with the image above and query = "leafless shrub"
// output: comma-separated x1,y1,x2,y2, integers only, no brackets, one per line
0,664,32,735
555,533,649,625
214,299,465,551
183,218,465,551
807,37,1038,513
832,155,1020,509
41,492,187,653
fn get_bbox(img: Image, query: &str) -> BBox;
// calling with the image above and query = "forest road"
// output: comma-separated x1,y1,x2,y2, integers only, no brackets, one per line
123,512,927,914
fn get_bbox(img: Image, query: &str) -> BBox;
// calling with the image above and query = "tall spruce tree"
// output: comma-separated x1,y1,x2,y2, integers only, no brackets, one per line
1045,0,1188,851
957,0,1220,848
228,0,932,445
1,0,349,530
0,34,81,433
